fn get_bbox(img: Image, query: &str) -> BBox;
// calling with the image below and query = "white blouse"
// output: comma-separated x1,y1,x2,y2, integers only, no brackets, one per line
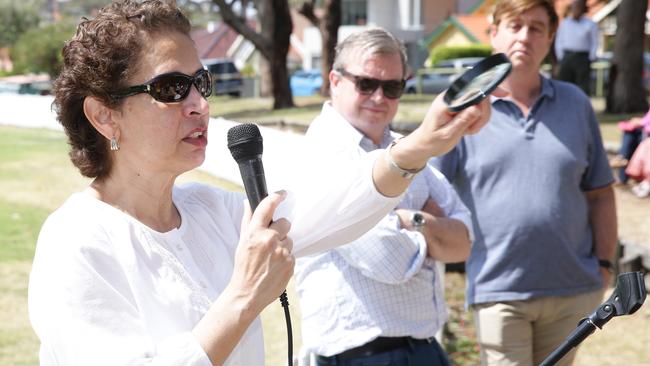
29,150,401,365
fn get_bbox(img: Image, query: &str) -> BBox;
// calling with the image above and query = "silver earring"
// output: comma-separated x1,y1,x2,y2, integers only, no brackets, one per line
110,137,119,151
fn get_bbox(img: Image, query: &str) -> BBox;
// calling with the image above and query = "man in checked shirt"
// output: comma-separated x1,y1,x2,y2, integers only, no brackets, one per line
294,28,472,366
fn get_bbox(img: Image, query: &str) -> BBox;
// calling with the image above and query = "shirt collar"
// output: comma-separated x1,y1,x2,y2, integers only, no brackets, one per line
489,73,556,105
318,102,393,150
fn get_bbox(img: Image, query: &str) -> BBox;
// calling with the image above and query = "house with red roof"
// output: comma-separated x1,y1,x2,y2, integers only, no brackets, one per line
422,0,650,63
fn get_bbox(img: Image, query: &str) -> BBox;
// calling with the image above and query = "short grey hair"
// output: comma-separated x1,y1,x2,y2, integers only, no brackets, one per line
333,28,408,78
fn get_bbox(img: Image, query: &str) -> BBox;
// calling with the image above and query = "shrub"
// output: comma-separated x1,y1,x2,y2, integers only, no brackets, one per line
0,2,40,48
10,21,76,78
427,44,492,67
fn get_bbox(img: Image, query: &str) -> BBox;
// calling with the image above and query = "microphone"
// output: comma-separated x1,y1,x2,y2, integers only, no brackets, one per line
226,123,294,366
227,123,268,211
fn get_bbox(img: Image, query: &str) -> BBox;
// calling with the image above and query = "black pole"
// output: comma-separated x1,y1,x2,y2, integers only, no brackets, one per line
538,272,646,366
538,319,597,366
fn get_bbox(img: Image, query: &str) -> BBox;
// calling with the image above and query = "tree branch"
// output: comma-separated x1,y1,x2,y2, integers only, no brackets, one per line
212,0,272,53
298,1,320,27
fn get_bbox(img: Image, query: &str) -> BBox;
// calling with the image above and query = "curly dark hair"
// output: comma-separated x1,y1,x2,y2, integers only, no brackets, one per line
53,0,191,178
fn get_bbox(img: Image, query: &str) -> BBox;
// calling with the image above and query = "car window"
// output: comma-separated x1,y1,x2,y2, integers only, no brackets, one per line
224,63,237,73
206,61,239,74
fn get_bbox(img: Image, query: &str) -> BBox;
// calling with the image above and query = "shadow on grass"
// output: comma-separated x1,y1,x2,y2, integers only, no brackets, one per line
223,100,324,120
596,111,638,125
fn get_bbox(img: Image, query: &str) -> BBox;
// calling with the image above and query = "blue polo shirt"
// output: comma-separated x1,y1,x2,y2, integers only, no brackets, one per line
431,76,614,305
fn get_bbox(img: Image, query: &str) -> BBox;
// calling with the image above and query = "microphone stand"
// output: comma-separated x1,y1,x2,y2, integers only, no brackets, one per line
539,272,646,366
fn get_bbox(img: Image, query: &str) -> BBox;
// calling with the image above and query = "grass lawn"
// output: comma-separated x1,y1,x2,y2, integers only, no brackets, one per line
0,93,643,366
0,127,80,366
0,126,242,365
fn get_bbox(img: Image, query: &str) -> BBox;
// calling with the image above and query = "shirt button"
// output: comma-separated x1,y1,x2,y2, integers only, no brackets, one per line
200,281,207,289
176,245,183,251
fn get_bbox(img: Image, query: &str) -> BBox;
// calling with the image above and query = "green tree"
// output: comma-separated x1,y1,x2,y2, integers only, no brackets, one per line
0,1,41,48
58,0,111,18
11,21,76,77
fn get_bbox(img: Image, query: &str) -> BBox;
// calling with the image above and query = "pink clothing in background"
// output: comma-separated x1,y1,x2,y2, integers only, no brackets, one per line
626,139,650,182
618,109,650,134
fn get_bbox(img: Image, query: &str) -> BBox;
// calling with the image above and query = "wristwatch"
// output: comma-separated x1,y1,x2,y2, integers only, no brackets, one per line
411,211,426,231
598,259,613,273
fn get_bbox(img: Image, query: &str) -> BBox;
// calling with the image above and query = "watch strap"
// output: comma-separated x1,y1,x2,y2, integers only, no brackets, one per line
598,259,613,272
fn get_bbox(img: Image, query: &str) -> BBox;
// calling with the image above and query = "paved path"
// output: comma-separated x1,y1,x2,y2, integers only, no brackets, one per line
0,94,306,187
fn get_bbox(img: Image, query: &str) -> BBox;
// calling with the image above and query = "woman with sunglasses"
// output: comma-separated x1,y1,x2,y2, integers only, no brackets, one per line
28,1,492,365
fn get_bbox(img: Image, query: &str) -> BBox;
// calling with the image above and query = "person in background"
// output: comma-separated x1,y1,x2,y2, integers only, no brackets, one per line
610,109,650,184
431,0,617,365
294,28,474,366
625,136,650,198
554,0,599,95
27,1,492,365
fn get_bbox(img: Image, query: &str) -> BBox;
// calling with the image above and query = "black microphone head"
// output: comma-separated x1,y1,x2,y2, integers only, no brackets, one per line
227,123,263,162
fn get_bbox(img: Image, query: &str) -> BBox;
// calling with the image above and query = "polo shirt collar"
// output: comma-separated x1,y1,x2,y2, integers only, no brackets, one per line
489,74,556,105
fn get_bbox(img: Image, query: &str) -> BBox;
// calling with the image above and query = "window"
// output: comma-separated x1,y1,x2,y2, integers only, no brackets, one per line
342,0,367,26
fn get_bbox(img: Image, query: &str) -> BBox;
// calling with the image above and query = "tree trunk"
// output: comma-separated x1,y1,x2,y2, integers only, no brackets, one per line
298,0,341,97
268,48,293,109
319,0,341,96
609,0,648,113
259,0,294,109
213,0,294,109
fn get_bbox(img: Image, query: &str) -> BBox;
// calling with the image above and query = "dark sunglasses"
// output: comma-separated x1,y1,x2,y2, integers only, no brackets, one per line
336,68,405,99
111,68,212,103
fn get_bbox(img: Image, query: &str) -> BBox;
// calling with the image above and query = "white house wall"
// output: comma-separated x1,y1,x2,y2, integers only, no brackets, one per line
398,0,423,30
299,0,428,70
368,0,397,29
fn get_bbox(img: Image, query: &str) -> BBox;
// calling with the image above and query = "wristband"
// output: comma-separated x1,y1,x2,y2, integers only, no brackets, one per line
385,138,426,180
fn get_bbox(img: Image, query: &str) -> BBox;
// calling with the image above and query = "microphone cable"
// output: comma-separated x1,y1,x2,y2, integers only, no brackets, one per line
279,290,292,366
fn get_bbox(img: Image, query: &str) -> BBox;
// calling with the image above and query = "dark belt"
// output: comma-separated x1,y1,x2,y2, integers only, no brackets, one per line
317,336,434,362
563,50,589,57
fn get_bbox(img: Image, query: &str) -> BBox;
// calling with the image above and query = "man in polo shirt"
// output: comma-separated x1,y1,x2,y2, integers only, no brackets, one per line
431,0,617,365
555,0,599,95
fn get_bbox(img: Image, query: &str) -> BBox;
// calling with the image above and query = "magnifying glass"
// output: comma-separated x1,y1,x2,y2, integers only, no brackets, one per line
444,53,512,112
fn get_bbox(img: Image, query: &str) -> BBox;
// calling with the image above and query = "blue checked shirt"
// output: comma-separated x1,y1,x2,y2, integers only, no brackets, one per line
295,103,473,357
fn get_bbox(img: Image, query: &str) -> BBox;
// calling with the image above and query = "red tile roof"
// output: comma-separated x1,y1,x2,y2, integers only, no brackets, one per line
191,21,256,60
455,14,491,44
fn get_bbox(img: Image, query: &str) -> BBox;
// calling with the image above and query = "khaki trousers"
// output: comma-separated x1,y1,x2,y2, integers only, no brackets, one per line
472,290,604,366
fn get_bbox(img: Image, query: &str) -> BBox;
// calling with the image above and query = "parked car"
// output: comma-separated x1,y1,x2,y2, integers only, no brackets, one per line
405,71,456,94
0,74,52,95
406,57,484,94
202,58,243,97
290,69,323,96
